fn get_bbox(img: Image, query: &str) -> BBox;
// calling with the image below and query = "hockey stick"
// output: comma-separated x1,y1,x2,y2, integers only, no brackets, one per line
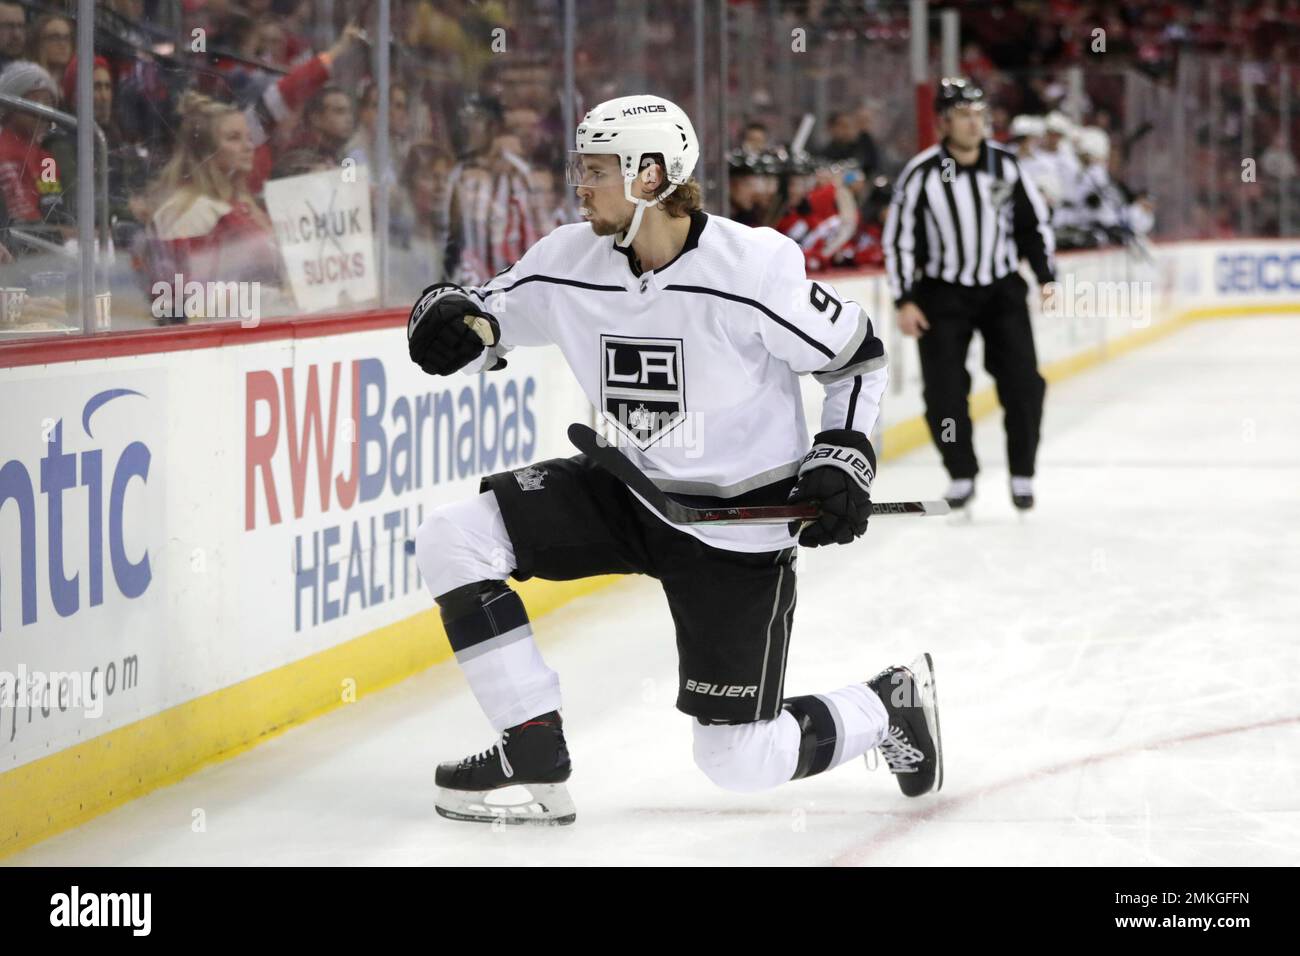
568,423,949,525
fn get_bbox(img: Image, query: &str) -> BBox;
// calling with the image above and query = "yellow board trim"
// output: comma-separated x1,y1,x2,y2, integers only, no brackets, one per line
0,575,617,858
2,300,1295,859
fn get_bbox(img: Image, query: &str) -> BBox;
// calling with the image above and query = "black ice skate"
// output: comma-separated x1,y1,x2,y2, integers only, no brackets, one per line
435,711,575,826
866,654,943,797
944,478,975,516
1010,476,1034,511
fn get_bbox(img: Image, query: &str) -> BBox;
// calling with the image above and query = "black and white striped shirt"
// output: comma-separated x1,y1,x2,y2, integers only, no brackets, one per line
882,140,1055,306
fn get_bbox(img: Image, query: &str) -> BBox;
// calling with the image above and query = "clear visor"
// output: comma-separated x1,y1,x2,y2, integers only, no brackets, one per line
565,150,625,187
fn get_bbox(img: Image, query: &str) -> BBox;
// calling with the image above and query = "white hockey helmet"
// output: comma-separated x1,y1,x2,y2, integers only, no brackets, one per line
567,94,700,247
1075,126,1111,161
1009,114,1046,139
1044,111,1074,136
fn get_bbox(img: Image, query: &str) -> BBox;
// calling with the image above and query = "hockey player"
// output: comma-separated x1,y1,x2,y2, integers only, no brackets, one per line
407,94,942,825
1038,111,1081,211
1008,114,1064,212
1063,127,1155,245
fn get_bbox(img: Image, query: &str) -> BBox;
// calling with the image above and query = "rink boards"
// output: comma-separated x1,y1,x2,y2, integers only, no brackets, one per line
1,238,1297,856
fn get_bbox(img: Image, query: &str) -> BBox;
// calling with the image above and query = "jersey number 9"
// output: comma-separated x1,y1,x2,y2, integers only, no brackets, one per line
809,283,842,324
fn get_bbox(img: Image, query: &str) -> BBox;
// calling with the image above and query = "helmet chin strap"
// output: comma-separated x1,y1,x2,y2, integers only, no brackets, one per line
614,177,679,249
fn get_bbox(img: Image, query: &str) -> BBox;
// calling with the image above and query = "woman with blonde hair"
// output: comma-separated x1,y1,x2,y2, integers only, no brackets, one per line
147,90,284,321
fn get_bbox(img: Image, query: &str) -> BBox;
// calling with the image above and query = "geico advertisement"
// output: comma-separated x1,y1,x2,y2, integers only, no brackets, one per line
241,352,541,637
1214,247,1300,296
0,371,166,765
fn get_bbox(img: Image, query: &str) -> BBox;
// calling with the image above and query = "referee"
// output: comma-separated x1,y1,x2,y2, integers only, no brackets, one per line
883,78,1056,511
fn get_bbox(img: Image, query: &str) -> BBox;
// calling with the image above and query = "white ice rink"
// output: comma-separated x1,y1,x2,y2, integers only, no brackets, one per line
9,316,1300,866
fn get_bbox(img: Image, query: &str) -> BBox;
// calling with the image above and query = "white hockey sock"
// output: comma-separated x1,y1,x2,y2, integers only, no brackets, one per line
692,683,889,792
457,617,562,733
440,584,562,733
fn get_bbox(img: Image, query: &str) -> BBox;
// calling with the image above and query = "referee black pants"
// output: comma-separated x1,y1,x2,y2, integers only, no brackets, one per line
912,273,1045,480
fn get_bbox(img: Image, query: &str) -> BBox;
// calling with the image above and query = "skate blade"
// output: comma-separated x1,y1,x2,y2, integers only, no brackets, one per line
909,652,943,793
946,505,973,525
435,783,576,826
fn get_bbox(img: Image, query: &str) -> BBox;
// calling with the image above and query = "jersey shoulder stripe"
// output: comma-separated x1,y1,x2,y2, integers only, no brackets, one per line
470,274,627,299
662,283,837,360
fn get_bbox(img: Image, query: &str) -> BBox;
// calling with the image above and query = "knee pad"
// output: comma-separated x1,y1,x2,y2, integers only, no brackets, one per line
414,493,514,600
692,717,799,793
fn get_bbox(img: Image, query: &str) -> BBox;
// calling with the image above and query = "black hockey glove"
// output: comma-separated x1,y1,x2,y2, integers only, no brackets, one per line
786,429,876,547
407,283,505,376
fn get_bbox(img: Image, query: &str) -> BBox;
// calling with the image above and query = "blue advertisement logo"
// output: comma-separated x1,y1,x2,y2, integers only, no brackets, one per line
0,388,152,631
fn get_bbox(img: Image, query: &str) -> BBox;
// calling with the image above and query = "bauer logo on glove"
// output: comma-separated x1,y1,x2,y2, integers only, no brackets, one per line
798,443,875,492
787,429,877,547
407,283,505,376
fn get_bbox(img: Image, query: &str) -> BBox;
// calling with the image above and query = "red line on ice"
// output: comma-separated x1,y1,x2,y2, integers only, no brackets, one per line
833,713,1300,866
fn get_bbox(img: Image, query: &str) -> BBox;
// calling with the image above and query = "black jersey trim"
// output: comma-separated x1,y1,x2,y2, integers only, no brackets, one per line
662,284,837,360
614,210,709,277
470,274,628,299
654,210,708,273
940,138,991,173
845,374,863,428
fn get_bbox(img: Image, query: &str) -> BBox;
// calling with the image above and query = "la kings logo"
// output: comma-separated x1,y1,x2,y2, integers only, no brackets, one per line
600,334,686,449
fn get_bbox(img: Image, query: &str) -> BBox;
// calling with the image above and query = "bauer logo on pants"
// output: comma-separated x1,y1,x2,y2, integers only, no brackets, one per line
600,335,686,449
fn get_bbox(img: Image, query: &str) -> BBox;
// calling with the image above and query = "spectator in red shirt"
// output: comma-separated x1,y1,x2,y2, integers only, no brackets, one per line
146,90,283,319
0,60,65,225
245,24,366,196
775,166,859,273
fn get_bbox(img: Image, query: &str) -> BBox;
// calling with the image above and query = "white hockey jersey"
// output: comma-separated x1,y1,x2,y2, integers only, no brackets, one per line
464,210,889,552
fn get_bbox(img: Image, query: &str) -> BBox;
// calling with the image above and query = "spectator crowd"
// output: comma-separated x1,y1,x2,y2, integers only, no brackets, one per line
0,0,1295,331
